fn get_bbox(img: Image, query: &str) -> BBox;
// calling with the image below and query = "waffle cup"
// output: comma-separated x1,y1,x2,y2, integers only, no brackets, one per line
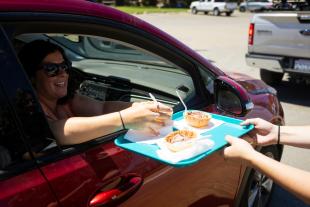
184,111,212,128
164,130,197,152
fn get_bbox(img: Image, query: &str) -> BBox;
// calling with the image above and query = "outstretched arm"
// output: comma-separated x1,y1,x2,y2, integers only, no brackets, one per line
70,94,132,116
49,101,172,145
224,136,310,204
279,126,310,148
242,118,310,148
49,112,124,145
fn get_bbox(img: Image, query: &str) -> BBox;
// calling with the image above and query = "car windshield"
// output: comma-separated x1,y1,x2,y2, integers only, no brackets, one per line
15,33,193,97
49,34,171,68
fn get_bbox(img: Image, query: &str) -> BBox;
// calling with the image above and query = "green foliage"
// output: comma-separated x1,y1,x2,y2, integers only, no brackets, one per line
115,6,189,13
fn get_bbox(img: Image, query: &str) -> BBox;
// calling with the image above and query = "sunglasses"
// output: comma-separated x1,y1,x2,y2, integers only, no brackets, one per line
39,60,72,77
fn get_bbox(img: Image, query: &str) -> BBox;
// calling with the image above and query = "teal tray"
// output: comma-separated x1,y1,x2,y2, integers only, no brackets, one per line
114,111,253,168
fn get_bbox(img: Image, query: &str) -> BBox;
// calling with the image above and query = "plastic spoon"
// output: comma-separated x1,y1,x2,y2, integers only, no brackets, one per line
176,90,188,113
149,93,159,106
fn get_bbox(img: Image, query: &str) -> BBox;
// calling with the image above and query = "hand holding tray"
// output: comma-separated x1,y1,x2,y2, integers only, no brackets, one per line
114,110,254,167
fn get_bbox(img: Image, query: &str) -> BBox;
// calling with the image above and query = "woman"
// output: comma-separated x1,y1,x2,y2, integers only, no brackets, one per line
224,118,310,204
18,40,172,146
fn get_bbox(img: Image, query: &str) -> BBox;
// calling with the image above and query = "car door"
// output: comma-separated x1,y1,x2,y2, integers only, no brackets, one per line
205,0,213,11
200,0,209,11
0,26,59,207
7,12,243,207
247,0,258,11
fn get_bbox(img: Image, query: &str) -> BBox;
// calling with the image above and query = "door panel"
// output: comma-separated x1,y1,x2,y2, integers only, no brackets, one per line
120,152,240,207
0,171,59,207
40,141,161,206
40,141,241,207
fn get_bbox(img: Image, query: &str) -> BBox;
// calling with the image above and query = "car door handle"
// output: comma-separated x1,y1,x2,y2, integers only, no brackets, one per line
300,29,310,36
89,174,143,207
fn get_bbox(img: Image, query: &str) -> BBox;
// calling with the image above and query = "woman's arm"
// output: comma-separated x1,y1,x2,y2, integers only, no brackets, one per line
49,101,172,145
70,94,132,116
49,112,123,145
249,150,310,204
280,126,310,148
224,135,310,204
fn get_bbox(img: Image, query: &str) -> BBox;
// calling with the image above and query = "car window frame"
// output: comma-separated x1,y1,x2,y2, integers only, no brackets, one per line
0,25,42,180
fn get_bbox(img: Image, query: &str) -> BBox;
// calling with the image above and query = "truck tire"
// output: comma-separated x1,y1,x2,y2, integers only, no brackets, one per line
191,7,198,14
239,145,281,207
213,8,220,16
226,11,233,16
260,69,283,85
204,11,209,15
239,6,246,12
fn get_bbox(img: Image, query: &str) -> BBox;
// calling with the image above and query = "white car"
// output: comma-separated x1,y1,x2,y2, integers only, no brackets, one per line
190,0,238,16
239,0,273,12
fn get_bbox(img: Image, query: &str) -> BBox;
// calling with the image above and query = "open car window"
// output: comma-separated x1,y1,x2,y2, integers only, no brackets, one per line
16,34,195,103
13,33,198,157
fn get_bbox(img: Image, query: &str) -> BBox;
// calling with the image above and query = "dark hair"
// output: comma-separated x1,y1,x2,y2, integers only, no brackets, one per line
18,40,68,78
18,40,73,103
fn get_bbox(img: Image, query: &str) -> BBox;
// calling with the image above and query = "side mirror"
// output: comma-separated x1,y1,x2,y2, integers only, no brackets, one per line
214,76,253,116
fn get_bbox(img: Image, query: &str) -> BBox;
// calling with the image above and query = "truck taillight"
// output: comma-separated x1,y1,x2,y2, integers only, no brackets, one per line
248,23,254,45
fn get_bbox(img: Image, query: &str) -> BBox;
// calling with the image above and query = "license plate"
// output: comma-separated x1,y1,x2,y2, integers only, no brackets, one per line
294,59,310,72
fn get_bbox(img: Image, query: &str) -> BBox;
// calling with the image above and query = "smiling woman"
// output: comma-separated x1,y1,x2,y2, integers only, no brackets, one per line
17,40,173,146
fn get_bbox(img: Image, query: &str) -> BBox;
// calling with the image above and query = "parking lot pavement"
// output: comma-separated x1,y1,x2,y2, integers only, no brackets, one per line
137,11,310,207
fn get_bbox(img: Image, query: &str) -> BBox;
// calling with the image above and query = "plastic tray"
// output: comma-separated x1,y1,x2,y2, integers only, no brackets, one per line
114,111,253,168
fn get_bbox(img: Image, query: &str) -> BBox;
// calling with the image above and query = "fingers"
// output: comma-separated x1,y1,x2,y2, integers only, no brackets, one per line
157,102,173,114
147,122,166,136
223,146,230,160
240,118,260,126
155,112,172,121
225,135,236,145
148,126,160,136
144,101,173,114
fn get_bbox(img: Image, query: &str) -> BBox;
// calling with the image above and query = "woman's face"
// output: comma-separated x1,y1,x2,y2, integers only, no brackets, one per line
34,50,69,101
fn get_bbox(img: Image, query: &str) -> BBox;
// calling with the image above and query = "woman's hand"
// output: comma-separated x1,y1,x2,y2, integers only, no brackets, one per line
120,101,173,135
223,135,257,164
241,118,278,146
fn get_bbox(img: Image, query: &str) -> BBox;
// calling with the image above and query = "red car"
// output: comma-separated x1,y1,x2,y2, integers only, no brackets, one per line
0,0,284,206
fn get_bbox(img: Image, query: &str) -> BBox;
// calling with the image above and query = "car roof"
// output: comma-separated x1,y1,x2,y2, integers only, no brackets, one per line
0,0,224,76
0,0,141,25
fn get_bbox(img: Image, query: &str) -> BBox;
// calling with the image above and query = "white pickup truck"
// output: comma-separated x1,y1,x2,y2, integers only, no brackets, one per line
246,13,310,85
190,0,237,16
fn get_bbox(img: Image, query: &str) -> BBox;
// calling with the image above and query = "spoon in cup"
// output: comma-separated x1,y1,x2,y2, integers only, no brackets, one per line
176,90,188,114
149,93,159,107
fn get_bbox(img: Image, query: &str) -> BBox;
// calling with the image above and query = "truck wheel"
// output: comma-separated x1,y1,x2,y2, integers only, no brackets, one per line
191,7,198,14
239,145,280,207
204,11,209,15
213,8,220,16
226,11,233,16
239,6,246,12
260,69,284,85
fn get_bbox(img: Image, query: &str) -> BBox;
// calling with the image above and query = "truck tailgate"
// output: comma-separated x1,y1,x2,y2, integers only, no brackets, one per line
249,13,310,58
